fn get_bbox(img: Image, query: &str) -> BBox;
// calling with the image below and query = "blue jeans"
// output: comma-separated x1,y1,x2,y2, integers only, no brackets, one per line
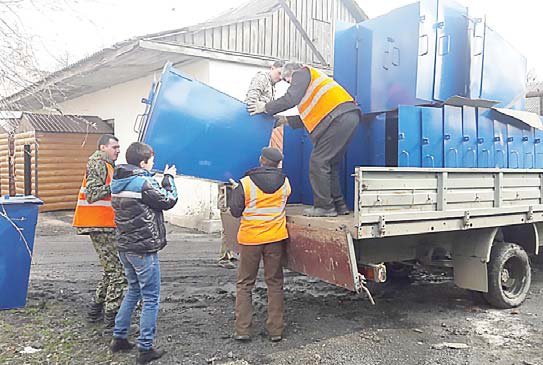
113,252,160,351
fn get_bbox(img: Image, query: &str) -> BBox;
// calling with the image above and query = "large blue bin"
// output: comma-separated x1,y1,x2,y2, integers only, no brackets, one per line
0,196,42,310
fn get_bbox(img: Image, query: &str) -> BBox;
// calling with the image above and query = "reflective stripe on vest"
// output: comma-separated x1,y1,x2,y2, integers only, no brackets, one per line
72,161,116,228
297,67,354,133
237,176,291,245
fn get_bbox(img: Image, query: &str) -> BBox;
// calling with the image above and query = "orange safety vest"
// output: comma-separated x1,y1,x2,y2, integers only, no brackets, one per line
237,176,291,245
72,161,116,228
297,66,354,133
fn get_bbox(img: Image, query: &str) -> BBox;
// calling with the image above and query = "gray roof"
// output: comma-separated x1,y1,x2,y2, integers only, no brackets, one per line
1,0,367,110
18,113,113,134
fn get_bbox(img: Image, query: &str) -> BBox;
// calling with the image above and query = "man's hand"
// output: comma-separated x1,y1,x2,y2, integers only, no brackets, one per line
275,116,288,128
247,101,266,115
228,178,239,189
164,164,177,176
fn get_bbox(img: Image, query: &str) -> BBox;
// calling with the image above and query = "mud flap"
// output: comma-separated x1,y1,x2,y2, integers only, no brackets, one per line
221,212,361,292
285,223,361,292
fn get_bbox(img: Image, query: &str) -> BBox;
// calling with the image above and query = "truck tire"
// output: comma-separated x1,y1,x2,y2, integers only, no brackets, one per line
483,242,531,309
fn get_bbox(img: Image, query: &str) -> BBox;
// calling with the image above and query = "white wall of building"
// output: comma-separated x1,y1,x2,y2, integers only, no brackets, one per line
53,57,282,233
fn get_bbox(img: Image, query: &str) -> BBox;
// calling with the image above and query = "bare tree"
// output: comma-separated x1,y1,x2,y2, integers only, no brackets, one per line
0,0,98,111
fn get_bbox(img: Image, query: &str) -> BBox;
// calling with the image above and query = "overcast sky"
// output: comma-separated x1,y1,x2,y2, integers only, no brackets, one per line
5,0,542,78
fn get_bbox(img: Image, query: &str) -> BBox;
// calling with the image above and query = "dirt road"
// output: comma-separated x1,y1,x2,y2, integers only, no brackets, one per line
1,211,543,364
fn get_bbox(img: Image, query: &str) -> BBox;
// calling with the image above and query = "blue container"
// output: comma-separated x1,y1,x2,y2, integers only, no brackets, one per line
334,22,359,99
397,106,422,167
476,108,495,168
0,196,42,310
421,107,443,167
469,18,527,110
282,126,304,203
522,127,535,169
139,63,275,182
352,0,469,113
535,129,543,168
443,105,463,168
493,120,508,168
461,106,478,168
507,123,524,168
301,131,313,205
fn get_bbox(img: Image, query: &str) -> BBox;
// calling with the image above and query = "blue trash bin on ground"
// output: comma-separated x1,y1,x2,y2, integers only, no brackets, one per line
0,195,43,310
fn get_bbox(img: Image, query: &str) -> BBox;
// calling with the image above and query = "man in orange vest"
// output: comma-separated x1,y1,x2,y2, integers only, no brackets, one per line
228,147,291,342
73,134,126,328
248,62,360,217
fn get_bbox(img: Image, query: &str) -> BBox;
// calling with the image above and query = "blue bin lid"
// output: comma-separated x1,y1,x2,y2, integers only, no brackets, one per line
0,195,43,205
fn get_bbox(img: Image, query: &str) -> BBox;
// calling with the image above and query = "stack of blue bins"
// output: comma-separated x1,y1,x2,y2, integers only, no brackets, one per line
283,0,537,209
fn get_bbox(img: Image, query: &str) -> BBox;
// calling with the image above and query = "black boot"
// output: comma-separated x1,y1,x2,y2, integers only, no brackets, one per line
87,301,103,323
334,199,350,215
110,338,134,353
137,348,166,364
104,311,117,329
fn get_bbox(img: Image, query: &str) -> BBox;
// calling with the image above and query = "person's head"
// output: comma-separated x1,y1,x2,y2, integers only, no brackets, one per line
259,146,283,168
126,142,155,171
269,60,285,83
281,62,303,83
97,134,120,162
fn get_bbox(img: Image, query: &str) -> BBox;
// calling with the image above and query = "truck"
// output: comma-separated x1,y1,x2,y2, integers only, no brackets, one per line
137,62,541,310
136,0,540,309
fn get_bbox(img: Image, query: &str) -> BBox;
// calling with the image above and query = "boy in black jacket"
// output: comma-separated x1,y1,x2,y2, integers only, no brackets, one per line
109,142,178,364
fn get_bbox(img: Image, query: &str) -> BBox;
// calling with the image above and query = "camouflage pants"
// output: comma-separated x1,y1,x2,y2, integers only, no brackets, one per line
89,232,127,313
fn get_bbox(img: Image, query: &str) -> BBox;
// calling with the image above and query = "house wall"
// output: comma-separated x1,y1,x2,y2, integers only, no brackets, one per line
52,58,277,233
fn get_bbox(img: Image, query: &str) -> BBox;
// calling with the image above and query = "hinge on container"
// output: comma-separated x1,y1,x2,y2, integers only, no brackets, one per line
463,211,471,228
377,216,386,236
527,206,534,222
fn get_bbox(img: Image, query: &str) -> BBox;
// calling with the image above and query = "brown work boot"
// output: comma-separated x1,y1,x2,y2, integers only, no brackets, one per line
233,333,251,342
110,338,134,353
137,348,166,364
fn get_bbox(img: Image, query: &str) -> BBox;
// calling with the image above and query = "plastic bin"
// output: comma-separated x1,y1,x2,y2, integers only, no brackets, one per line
0,195,43,310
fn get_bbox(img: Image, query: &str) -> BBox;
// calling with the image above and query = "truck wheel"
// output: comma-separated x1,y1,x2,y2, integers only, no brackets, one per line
483,242,531,309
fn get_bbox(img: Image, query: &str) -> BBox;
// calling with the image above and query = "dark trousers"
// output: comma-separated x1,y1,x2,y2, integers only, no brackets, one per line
235,240,285,337
309,110,360,209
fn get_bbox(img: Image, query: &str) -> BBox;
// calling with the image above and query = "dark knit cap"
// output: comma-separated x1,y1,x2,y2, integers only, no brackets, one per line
261,147,283,162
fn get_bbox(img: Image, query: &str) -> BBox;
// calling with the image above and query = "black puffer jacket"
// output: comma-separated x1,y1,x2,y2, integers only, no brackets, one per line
111,164,178,253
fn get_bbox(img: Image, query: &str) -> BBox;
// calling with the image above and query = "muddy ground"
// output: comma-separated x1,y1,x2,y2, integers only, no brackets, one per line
1,212,543,365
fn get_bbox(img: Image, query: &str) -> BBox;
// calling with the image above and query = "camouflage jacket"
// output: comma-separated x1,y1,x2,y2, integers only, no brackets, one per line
244,71,275,105
77,150,115,235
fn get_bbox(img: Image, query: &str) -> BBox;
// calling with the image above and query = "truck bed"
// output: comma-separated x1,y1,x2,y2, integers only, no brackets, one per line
286,205,357,237
284,168,543,241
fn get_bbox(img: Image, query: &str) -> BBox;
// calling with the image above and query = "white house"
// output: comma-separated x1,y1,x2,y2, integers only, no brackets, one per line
1,0,367,232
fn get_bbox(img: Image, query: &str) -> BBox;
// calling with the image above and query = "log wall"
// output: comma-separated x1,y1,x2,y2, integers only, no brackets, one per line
13,132,101,212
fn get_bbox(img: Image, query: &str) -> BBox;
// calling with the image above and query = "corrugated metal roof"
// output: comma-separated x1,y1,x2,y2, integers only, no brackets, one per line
21,113,113,134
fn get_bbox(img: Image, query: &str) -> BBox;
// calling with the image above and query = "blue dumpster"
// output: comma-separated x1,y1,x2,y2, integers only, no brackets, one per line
476,108,495,168
507,123,523,168
443,105,463,168
139,63,275,182
0,196,42,310
461,106,478,168
494,120,508,168
421,106,443,168
535,128,543,168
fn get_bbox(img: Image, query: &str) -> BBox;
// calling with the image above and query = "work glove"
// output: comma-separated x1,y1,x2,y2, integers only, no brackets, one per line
228,178,239,189
274,116,288,128
247,101,266,115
